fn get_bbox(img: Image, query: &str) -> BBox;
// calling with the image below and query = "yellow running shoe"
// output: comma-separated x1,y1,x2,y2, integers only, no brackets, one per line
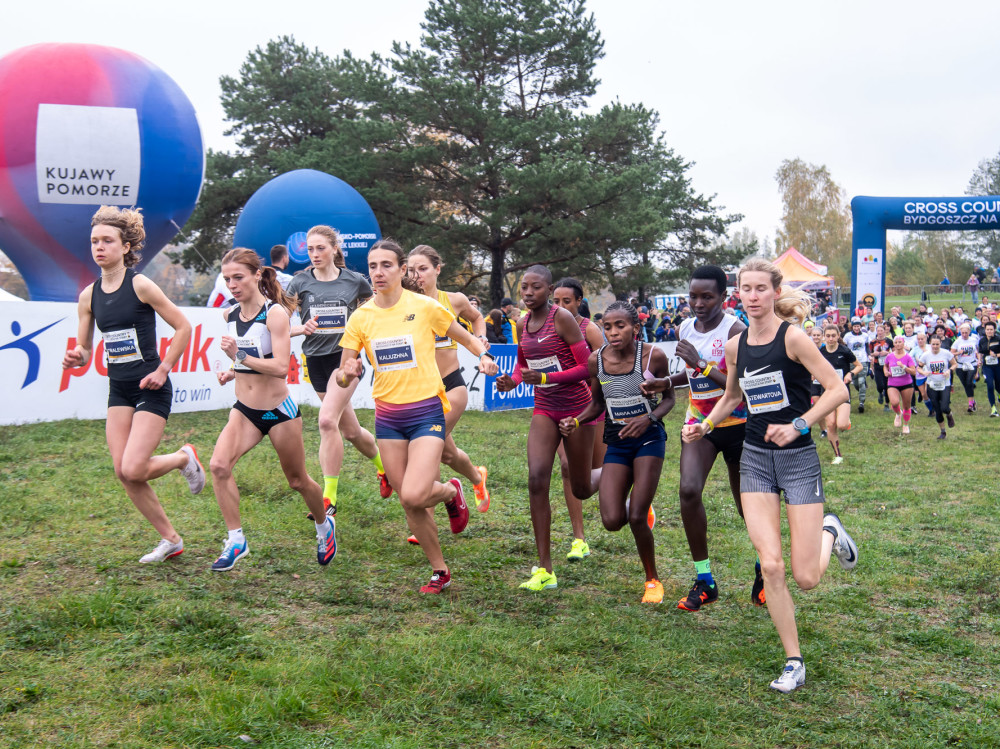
641,579,664,604
473,465,490,513
566,538,590,561
519,566,557,591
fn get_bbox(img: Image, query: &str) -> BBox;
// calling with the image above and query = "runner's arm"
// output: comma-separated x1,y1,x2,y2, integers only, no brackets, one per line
63,287,95,368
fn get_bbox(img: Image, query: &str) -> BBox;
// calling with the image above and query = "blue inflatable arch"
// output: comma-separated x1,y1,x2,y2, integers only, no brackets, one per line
851,195,1000,314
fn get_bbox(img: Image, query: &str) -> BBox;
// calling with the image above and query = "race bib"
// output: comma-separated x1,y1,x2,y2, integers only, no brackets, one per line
889,365,905,377
687,371,723,400
929,378,947,391
234,336,262,371
962,362,975,371
526,356,562,388
102,328,142,364
739,371,789,414
606,395,652,424
434,333,453,349
834,368,844,381
372,335,417,371
311,304,347,335
878,352,888,364
986,355,998,366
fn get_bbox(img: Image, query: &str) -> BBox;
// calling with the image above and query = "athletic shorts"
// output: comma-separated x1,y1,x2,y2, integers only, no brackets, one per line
442,368,466,393
375,396,446,441
915,376,927,386
740,442,825,505
534,404,588,424
305,352,341,393
234,395,300,436
108,377,172,420
888,383,913,394
603,423,666,465
704,422,745,466
810,382,822,399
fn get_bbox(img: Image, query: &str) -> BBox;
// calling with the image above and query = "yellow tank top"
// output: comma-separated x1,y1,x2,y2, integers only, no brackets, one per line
434,290,458,350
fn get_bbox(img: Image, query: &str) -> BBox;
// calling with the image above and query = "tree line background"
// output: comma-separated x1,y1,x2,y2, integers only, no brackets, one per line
2,0,999,304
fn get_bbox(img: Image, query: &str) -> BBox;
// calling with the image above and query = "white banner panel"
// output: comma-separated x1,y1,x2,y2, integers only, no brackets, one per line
0,300,688,425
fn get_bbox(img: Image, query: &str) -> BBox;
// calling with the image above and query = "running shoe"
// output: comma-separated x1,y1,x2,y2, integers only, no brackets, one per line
407,534,420,545
647,504,656,530
473,466,491,513
317,517,337,566
751,563,766,607
677,579,718,611
936,431,946,440
831,456,844,465
878,394,884,405
820,429,827,438
823,512,858,570
902,425,910,435
883,405,890,413
420,569,451,594
444,478,469,534
770,659,806,693
992,406,999,418
972,399,977,412
179,444,205,494
947,413,956,428
566,538,591,561
305,497,335,521
893,413,901,427
378,471,393,499
519,566,557,591
641,579,664,604
858,404,865,414
968,404,974,414
211,537,249,571
139,538,184,564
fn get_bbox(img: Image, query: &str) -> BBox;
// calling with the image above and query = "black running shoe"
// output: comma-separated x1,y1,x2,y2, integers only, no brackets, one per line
678,579,719,612
751,563,765,607
858,404,865,414
947,412,955,428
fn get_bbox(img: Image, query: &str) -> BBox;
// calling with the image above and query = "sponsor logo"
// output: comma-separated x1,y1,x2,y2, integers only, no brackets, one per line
1,319,63,389
261,412,279,421
403,314,415,322
743,366,769,377
429,424,443,432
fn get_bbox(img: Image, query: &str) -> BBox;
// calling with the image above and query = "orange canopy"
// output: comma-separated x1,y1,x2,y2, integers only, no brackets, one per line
773,247,834,290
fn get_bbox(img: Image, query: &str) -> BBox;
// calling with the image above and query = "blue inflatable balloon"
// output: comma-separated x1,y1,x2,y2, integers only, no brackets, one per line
0,43,204,301
232,169,380,276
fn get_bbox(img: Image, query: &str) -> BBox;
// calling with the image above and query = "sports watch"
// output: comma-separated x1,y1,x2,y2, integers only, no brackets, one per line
792,417,809,435
696,358,708,371
235,350,248,363
648,411,662,425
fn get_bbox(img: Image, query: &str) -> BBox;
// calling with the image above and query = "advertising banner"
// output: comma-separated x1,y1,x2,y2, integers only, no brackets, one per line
0,302,689,425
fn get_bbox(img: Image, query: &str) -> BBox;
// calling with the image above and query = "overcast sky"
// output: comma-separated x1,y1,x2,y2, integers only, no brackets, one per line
4,0,1000,248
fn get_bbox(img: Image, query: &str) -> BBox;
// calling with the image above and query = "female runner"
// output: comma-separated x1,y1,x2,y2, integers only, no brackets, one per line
287,226,387,521
870,325,892,411
978,320,1000,416
952,323,980,413
910,331,932,416
916,336,956,438
209,249,335,571
407,246,491,514
334,239,497,593
884,336,917,435
63,206,203,564
495,266,600,592
682,257,859,693
818,325,861,464
552,277,612,562
559,302,674,602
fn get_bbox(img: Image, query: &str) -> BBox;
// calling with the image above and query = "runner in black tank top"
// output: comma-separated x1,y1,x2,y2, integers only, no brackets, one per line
681,258,859,694
560,302,674,603
817,326,861,465
63,207,205,566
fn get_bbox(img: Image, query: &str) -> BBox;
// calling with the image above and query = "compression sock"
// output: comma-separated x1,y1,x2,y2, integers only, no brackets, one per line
902,409,911,423
323,476,339,506
891,404,901,414
371,450,385,474
694,559,715,587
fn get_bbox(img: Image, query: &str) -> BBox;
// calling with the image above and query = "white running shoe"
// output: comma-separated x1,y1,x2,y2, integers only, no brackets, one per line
770,659,806,693
823,512,859,570
139,538,184,564
179,444,206,494
831,456,844,465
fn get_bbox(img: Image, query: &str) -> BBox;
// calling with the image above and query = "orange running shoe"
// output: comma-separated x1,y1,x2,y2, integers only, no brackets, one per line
305,497,335,521
378,471,393,499
473,466,491,513
407,535,420,545
419,569,451,594
641,579,664,604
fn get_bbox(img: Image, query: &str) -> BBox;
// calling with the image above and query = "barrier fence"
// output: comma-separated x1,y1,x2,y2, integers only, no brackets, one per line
0,301,688,425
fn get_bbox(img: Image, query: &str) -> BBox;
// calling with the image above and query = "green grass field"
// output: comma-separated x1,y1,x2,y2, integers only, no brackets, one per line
2,380,999,748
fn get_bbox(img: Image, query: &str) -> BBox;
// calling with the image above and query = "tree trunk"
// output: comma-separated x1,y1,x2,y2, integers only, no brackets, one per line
489,243,506,308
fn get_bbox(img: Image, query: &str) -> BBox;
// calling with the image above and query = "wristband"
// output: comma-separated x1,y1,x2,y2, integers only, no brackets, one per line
541,372,547,385
703,417,715,434
702,363,714,377
479,351,495,360
572,417,580,428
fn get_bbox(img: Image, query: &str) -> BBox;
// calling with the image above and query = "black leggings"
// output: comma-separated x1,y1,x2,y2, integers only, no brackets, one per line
873,364,889,400
927,387,952,424
957,367,977,398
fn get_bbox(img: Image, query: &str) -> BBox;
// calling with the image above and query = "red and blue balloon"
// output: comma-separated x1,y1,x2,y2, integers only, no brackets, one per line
0,43,204,301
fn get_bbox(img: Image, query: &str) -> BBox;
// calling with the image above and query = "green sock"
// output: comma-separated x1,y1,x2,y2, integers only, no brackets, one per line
694,558,714,585
371,451,385,474
323,476,339,505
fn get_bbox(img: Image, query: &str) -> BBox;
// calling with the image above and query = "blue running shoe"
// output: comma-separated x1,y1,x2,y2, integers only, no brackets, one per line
317,517,337,565
211,537,249,571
